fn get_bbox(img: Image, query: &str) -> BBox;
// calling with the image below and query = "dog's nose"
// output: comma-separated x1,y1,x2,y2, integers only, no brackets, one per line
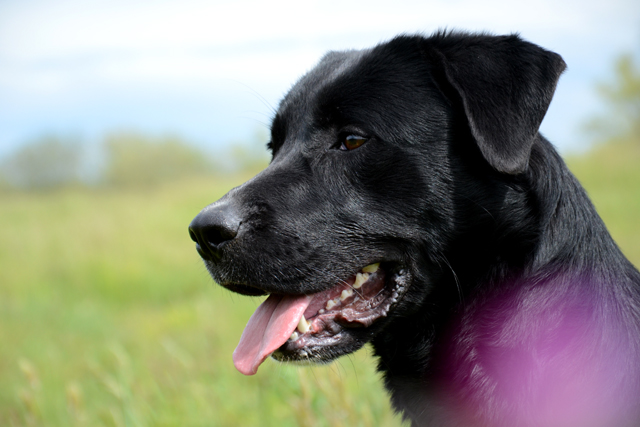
189,201,241,260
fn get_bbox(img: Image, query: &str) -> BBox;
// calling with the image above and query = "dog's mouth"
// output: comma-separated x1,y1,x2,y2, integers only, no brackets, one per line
232,263,408,375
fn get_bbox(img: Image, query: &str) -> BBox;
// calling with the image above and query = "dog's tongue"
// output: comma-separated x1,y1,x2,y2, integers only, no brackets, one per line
233,294,312,375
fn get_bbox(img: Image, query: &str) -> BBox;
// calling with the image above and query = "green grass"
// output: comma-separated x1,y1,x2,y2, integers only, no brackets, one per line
1,143,639,427
565,141,640,263
0,173,403,427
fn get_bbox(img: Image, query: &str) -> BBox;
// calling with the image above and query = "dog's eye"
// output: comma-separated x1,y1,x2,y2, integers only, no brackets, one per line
341,135,367,151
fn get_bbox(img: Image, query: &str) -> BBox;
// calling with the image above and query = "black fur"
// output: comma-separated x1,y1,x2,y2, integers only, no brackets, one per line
189,31,640,426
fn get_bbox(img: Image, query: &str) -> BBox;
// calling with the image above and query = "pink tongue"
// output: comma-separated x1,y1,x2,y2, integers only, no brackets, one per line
233,294,312,375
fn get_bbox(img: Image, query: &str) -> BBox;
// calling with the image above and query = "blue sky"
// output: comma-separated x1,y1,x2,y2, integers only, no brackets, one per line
1,0,639,158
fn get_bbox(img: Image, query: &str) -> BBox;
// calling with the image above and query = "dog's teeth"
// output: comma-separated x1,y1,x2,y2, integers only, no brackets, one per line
297,315,310,333
289,332,299,341
319,309,325,314
326,300,337,310
362,263,380,273
340,289,353,301
354,272,369,289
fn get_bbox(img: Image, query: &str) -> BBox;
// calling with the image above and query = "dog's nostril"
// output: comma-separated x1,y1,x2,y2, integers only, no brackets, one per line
202,224,238,246
189,201,242,260
189,228,199,244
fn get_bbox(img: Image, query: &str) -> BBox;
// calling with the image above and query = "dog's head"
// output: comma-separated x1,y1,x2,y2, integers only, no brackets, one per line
189,32,565,375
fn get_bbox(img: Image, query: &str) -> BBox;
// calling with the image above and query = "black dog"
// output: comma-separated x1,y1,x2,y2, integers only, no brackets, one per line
189,31,640,426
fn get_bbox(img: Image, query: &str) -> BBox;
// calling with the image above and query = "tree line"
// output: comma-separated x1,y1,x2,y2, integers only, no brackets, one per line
0,131,270,190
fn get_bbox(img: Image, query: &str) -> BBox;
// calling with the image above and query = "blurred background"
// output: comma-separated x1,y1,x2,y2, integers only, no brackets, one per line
1,0,639,426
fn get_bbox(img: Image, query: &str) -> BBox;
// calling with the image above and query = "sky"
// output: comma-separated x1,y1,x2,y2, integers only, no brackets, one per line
0,0,639,159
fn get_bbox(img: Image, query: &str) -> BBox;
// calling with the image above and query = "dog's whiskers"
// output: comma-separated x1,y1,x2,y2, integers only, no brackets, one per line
439,254,463,304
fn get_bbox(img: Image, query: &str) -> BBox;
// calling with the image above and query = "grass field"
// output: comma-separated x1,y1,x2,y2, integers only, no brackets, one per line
1,143,639,427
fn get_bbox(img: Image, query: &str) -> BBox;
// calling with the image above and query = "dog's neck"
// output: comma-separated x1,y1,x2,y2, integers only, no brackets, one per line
372,136,640,426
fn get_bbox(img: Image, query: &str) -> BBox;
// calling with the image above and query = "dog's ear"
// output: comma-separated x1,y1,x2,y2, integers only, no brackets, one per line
426,33,566,174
